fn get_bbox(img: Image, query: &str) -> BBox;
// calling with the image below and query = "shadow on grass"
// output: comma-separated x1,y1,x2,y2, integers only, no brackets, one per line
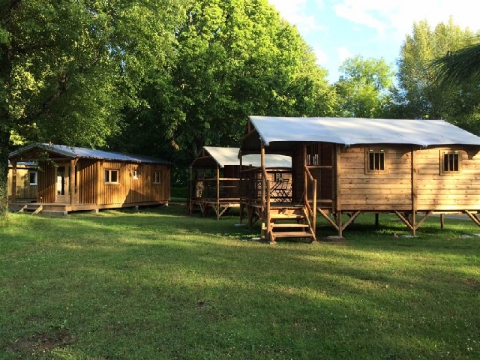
1,204,479,359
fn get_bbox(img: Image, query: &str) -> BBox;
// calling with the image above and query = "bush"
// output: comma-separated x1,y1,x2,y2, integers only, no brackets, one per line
171,187,187,198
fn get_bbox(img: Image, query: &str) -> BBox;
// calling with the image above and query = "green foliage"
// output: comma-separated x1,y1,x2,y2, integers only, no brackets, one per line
392,17,480,128
0,0,187,213
335,55,394,118
114,0,336,185
0,207,479,358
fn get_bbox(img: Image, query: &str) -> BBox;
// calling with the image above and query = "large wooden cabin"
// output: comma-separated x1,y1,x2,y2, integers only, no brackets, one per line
9,143,170,214
241,116,480,243
188,146,291,220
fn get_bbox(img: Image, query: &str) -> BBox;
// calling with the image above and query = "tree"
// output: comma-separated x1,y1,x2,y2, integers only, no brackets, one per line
391,18,480,127
335,55,394,118
114,0,336,184
0,0,186,214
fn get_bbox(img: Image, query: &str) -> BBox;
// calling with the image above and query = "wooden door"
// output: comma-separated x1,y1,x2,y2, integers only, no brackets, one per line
56,165,69,203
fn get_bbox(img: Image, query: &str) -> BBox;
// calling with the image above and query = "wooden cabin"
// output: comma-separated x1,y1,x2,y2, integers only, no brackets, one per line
9,143,170,215
241,116,480,243
8,161,38,203
188,146,291,220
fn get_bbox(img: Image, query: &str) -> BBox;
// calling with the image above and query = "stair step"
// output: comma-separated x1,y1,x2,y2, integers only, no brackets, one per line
271,223,309,228
271,231,315,239
270,214,305,220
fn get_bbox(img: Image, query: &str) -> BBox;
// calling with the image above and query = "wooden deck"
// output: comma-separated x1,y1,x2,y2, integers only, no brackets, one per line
8,200,168,215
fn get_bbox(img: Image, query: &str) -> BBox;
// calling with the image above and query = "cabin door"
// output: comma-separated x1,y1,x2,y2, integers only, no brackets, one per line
56,164,69,203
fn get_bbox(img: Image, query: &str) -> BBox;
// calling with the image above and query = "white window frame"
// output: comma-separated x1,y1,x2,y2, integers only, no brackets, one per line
29,171,38,185
105,169,119,184
154,171,161,184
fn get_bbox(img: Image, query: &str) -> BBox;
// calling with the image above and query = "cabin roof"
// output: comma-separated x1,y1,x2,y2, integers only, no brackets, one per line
192,146,291,168
9,143,170,164
243,116,480,152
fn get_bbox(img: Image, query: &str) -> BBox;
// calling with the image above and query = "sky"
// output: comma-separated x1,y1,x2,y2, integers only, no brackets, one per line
267,0,480,83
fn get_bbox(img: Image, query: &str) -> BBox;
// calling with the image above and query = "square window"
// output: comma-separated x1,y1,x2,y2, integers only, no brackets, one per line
105,169,119,183
441,151,460,174
154,171,161,184
29,171,38,185
274,172,283,182
366,149,387,173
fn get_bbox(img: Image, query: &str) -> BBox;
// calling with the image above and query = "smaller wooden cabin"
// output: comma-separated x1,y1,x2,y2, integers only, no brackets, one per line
188,146,291,219
8,161,38,203
241,116,480,243
9,143,170,214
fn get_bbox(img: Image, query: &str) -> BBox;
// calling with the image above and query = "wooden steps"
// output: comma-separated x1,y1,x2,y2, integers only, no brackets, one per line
266,205,316,243
18,204,43,215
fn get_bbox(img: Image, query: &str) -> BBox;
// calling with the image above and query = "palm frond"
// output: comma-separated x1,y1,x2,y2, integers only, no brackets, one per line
432,42,480,86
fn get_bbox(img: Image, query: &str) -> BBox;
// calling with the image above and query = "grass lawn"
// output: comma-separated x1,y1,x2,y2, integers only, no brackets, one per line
0,205,479,359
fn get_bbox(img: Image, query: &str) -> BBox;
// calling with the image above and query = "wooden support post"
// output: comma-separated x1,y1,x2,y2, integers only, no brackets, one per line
261,143,266,214
188,166,193,214
335,145,342,237
411,146,417,237
11,161,17,204
216,166,220,220
375,213,379,229
440,214,445,229
239,150,243,223
69,159,76,207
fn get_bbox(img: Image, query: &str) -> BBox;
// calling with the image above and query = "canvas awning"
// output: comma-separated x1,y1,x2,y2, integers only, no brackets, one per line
242,116,480,153
191,146,291,168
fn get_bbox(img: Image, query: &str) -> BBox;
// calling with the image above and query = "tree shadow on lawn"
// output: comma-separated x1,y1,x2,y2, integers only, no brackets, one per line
2,206,479,358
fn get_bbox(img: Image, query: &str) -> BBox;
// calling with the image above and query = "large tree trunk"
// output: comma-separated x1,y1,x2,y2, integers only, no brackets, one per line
0,126,10,216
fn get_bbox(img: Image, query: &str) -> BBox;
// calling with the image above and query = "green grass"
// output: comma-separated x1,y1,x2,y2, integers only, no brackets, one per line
0,205,479,359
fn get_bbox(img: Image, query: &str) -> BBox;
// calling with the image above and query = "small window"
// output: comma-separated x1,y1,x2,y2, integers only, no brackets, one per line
154,171,161,184
274,172,283,182
366,149,387,173
29,171,38,185
441,151,460,174
133,170,138,179
105,169,119,183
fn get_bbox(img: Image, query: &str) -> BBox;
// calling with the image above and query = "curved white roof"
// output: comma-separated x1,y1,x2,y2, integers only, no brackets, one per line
249,116,480,147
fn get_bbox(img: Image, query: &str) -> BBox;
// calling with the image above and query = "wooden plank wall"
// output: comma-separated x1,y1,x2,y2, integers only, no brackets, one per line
7,168,37,200
339,145,480,212
292,146,304,203
37,161,57,203
415,147,480,211
77,159,97,204
99,161,170,205
339,146,412,211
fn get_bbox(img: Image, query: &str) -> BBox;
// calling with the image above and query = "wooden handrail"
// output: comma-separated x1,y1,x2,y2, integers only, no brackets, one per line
304,165,317,235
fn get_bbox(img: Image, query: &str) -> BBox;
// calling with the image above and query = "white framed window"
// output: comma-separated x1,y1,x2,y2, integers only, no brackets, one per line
154,171,161,184
105,169,119,183
133,169,138,179
274,172,283,182
29,171,38,185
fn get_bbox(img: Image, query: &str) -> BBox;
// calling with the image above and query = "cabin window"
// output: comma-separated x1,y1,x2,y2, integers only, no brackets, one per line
133,169,138,179
274,172,283,182
441,151,460,174
29,171,38,185
105,169,119,183
306,144,320,166
154,171,161,184
366,149,387,173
